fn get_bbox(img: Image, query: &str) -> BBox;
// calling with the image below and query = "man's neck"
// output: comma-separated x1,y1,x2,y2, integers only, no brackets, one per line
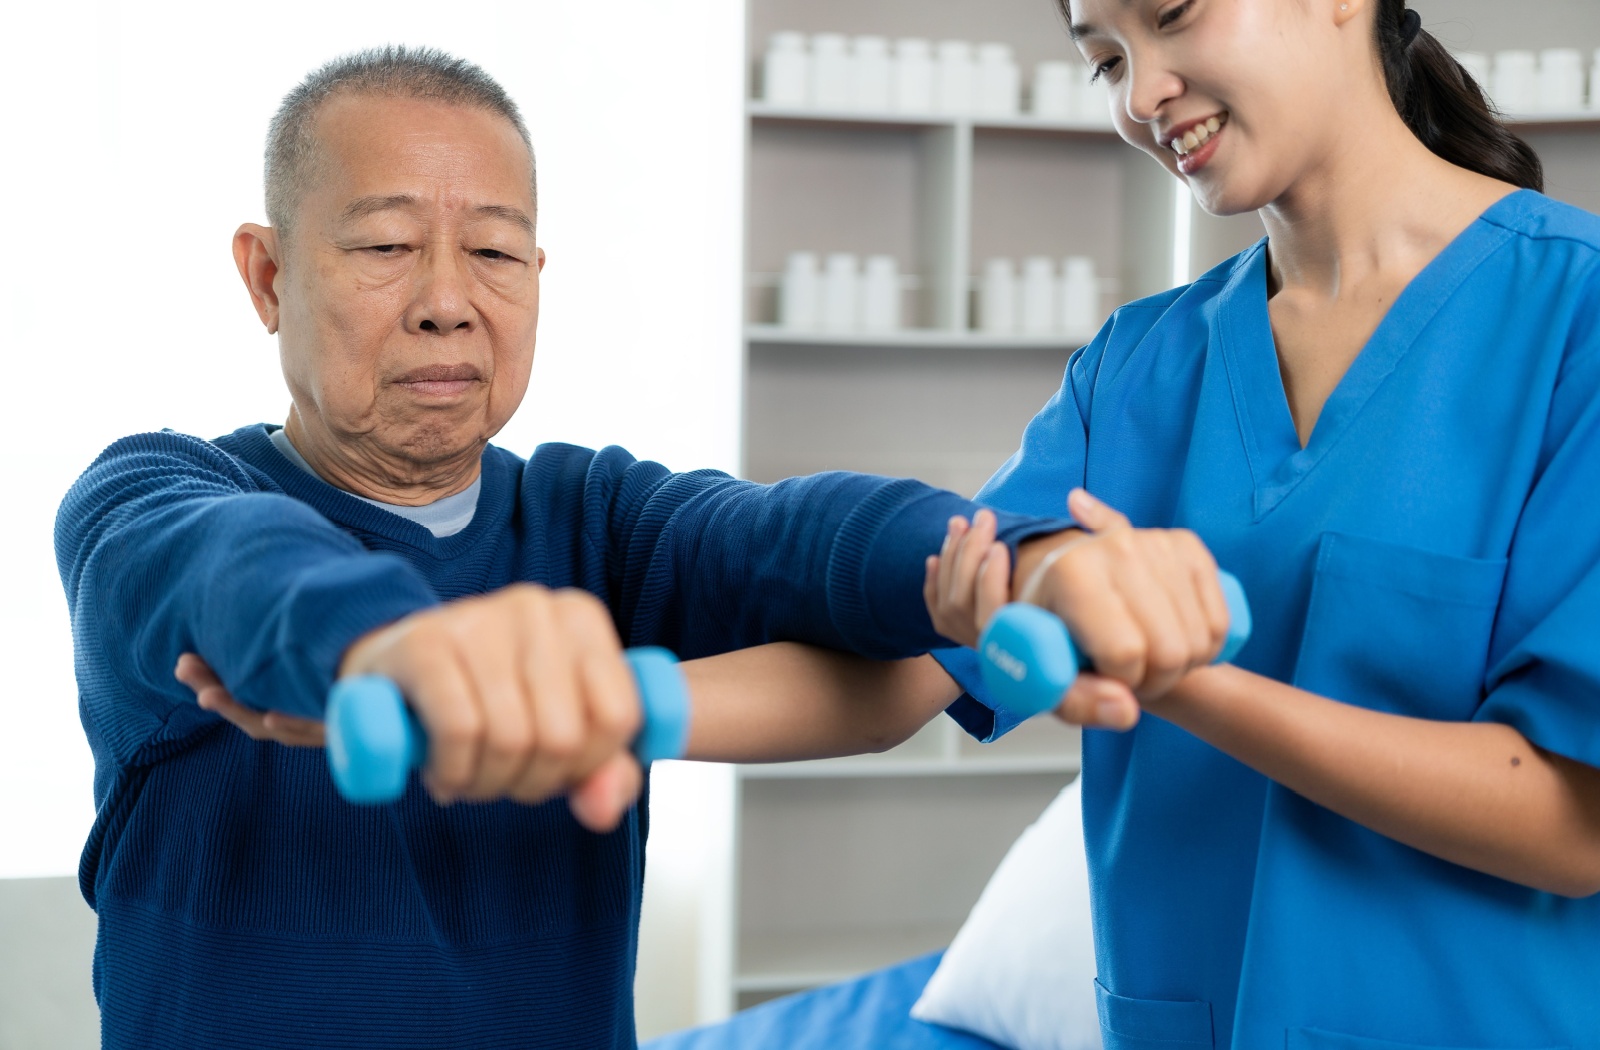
282,410,483,506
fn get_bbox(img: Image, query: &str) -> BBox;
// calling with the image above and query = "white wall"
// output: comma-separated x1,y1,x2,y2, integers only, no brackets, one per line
0,0,744,878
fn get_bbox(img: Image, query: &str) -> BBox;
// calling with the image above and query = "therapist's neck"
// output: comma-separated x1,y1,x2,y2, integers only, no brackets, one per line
282,404,483,506
1257,99,1501,301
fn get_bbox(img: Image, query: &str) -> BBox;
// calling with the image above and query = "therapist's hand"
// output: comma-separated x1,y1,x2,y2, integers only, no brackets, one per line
1014,490,1231,705
179,653,325,747
924,507,1143,732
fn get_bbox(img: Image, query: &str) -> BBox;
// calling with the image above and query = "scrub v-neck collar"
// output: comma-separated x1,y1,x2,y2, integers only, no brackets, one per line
1215,189,1533,521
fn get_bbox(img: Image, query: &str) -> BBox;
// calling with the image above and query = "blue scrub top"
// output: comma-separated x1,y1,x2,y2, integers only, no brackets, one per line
938,190,1600,1049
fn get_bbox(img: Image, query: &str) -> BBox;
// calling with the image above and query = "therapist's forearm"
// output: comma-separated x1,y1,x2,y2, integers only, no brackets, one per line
679,646,960,764
1157,665,1600,897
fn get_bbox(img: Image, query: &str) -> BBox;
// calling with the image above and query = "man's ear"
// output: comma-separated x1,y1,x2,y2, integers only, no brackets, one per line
536,246,546,273
233,224,284,334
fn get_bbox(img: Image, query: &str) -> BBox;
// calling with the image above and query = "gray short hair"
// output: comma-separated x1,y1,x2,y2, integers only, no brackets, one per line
264,45,536,235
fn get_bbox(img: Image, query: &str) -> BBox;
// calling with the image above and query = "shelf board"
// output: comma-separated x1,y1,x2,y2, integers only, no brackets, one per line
746,324,1089,350
736,925,955,992
738,752,1079,780
1503,111,1600,129
748,100,1118,136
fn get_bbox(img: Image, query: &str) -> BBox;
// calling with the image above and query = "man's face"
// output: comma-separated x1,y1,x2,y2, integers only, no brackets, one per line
272,93,543,471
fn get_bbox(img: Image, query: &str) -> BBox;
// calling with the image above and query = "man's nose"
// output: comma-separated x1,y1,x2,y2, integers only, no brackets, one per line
406,247,478,334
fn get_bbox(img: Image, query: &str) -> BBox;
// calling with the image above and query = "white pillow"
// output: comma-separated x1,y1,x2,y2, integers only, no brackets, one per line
910,775,1102,1050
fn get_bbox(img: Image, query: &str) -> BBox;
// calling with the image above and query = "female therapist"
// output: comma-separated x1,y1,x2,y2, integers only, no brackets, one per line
926,1,1600,1048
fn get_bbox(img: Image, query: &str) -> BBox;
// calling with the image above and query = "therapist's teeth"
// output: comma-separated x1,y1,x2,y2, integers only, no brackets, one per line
1182,130,1200,151
1206,116,1221,133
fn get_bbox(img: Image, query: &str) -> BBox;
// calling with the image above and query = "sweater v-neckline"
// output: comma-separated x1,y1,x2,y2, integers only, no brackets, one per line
1215,191,1528,521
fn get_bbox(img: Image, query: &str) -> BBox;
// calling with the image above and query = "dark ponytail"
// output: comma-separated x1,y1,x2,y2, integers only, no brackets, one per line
1377,1,1543,191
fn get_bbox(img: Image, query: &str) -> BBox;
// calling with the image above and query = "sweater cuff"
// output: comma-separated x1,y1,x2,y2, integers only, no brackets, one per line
826,480,1074,658
239,553,439,718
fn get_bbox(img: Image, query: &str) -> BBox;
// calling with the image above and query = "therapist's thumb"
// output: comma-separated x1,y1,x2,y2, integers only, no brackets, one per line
1054,673,1141,732
1067,488,1130,533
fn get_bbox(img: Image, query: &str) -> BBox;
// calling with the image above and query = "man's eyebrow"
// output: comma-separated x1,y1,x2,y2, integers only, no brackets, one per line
337,196,535,236
471,204,535,237
339,194,418,224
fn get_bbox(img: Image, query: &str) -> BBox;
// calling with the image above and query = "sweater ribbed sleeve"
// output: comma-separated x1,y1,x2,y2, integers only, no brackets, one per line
55,431,438,779
571,446,1069,660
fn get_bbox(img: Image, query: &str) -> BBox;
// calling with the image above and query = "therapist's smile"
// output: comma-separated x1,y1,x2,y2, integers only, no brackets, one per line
1164,111,1228,175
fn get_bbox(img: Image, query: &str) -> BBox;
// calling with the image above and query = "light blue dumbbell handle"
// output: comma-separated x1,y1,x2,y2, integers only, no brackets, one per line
325,646,691,804
978,571,1252,724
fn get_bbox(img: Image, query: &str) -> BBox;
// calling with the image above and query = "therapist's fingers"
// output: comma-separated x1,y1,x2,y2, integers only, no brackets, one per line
181,653,327,748
1067,488,1131,532
1053,673,1140,731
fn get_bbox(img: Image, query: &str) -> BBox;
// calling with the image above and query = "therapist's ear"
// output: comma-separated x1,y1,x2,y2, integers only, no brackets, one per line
1331,0,1368,28
233,223,283,334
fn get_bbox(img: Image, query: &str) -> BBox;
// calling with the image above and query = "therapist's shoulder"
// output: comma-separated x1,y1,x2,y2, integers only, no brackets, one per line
1482,190,1600,257
1072,241,1253,383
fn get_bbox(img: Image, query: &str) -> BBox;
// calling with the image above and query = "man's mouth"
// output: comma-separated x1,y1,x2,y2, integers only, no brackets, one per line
1166,112,1229,156
393,364,483,398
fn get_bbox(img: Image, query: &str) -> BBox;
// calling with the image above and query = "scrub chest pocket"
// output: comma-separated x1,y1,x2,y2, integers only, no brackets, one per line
1291,532,1507,721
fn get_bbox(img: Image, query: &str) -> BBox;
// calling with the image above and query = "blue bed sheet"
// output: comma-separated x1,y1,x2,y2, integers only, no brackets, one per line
644,951,1007,1050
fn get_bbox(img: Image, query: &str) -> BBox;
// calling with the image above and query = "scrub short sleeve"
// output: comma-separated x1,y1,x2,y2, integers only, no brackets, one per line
1478,320,1600,769
936,332,1104,740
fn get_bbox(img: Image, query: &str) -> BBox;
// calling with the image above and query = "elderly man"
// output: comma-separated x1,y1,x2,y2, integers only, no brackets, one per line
58,45,1228,1050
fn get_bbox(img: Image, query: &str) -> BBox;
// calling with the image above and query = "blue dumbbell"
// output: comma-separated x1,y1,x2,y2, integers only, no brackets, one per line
325,646,691,804
978,572,1252,723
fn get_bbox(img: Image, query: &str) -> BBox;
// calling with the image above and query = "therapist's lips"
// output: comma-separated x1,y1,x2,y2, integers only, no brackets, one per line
392,363,483,398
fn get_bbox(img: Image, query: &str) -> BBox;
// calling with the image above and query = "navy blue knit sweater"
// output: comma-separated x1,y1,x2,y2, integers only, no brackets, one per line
54,424,1062,1049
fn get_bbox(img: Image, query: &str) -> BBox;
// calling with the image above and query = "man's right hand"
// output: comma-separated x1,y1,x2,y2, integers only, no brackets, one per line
337,584,645,812
180,584,649,829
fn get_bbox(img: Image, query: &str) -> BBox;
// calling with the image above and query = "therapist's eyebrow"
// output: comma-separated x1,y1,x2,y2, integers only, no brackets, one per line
1068,19,1097,41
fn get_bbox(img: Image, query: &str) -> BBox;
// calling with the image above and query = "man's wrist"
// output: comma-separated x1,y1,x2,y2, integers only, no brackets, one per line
1012,529,1088,605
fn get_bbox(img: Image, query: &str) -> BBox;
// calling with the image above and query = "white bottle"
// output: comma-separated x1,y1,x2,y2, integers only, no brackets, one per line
853,36,893,112
1058,256,1099,339
1020,256,1057,336
821,252,861,333
1032,61,1076,121
810,33,853,111
1591,50,1600,112
762,32,810,107
893,39,936,114
1539,48,1585,113
935,40,977,117
1491,50,1539,116
861,255,902,333
779,251,820,330
979,258,1018,335
976,43,1021,118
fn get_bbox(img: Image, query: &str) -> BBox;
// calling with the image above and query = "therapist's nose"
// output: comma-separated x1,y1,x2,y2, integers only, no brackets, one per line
407,249,478,335
1122,57,1185,127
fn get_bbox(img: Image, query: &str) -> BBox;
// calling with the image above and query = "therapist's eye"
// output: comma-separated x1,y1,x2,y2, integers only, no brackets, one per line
1089,56,1122,85
1158,0,1197,30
